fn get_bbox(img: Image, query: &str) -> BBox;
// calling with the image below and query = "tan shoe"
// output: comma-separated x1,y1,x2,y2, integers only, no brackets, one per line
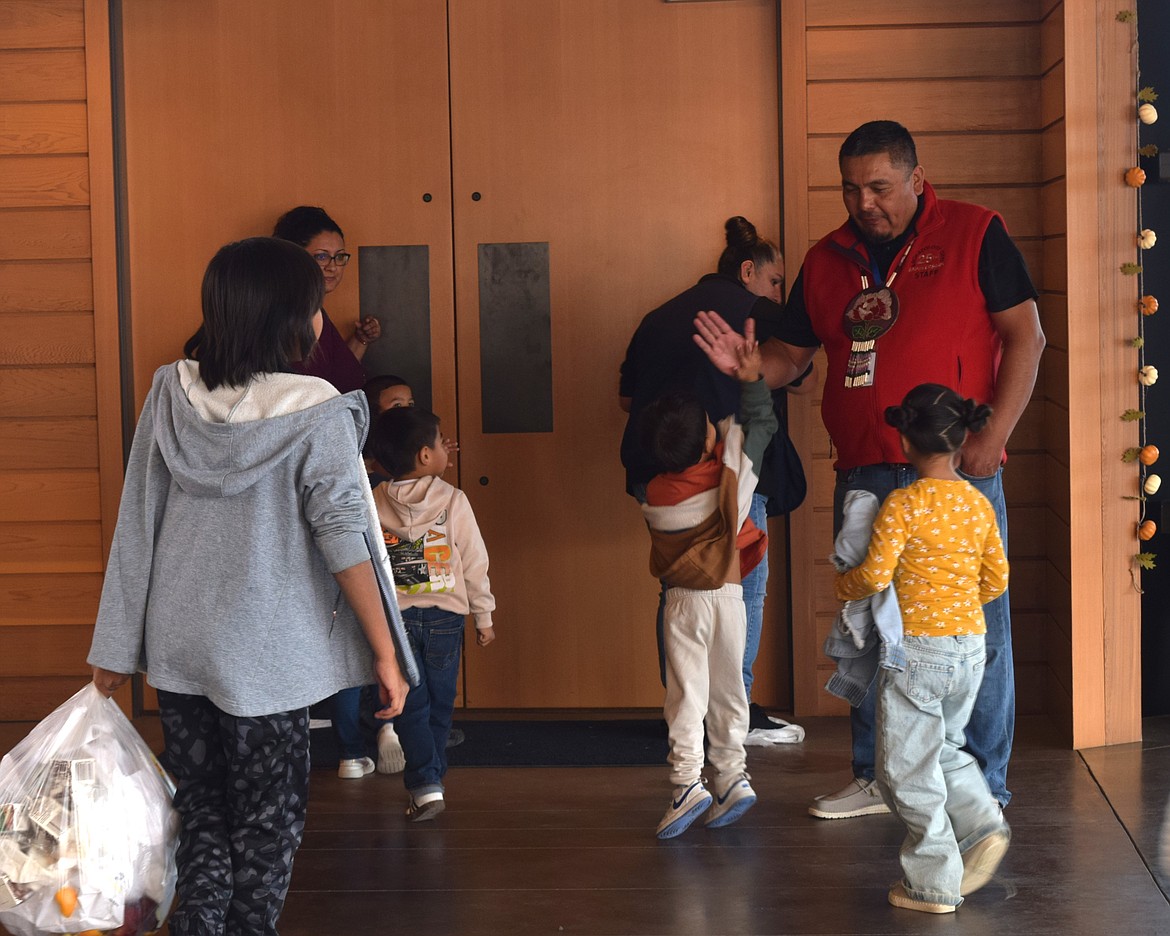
888,882,957,914
960,823,1011,895
808,777,891,819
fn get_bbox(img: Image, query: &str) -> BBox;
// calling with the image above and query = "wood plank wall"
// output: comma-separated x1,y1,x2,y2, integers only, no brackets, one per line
0,0,126,719
1039,2,1075,738
782,0,1055,717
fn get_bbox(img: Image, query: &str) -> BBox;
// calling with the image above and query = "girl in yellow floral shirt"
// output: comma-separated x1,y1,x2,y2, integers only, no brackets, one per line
835,383,1011,915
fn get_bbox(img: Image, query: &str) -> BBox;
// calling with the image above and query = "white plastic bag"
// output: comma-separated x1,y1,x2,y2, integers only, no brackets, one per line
0,684,178,936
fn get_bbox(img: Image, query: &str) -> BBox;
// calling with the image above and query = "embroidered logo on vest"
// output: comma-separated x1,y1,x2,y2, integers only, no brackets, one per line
911,245,945,278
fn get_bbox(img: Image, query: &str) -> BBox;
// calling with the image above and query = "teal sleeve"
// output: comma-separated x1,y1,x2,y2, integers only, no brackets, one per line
738,378,779,477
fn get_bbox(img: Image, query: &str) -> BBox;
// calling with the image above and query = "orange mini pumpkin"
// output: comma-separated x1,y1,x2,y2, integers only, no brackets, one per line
1141,444,1160,465
55,886,77,917
1127,166,1148,187
1142,295,1159,316
1140,519,1157,540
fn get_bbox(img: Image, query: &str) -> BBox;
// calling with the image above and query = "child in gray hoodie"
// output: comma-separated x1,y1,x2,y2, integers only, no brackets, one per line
88,237,412,934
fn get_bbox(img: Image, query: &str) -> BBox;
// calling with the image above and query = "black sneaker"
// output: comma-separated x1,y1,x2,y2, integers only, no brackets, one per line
749,702,780,731
446,728,465,749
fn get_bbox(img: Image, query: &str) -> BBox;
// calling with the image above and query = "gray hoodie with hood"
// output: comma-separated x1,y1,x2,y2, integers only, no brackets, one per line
88,362,408,717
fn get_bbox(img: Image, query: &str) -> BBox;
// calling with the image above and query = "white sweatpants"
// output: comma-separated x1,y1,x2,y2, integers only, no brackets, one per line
662,582,749,788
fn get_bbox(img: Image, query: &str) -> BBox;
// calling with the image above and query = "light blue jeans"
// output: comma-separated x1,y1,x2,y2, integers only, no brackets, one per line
837,464,1014,806
875,634,1003,906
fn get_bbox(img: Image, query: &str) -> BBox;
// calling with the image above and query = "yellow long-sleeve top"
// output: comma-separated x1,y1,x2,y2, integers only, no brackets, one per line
835,478,1009,637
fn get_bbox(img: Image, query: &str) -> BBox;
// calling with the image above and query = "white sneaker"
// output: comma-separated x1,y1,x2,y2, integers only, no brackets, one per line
337,756,374,780
808,777,891,819
377,723,405,774
705,773,756,828
656,780,712,839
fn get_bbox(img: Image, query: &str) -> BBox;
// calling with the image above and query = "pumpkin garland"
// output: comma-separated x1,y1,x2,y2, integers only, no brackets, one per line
1126,15,1161,579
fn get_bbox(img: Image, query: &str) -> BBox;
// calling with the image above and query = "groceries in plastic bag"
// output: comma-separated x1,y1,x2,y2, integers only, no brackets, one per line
0,684,178,935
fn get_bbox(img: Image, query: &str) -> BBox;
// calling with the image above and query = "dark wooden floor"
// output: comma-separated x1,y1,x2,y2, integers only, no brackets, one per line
3,713,1169,935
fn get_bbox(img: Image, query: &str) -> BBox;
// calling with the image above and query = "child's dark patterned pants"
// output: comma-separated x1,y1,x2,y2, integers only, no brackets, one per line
158,690,310,936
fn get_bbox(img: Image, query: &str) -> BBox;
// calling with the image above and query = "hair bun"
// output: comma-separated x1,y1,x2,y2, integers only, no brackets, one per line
884,404,913,431
724,216,759,249
962,398,993,434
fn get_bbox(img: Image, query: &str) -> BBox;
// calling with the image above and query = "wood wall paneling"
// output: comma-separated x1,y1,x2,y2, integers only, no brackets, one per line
2,676,96,720
807,27,1040,81
1042,178,1068,235
0,577,101,627
1042,120,1067,183
805,0,1043,26
1041,2,1066,74
0,470,100,521
806,80,1042,135
807,188,1041,244
0,365,95,418
0,207,90,259
1041,61,1066,129
0,522,102,573
808,134,1042,189
0,1,85,50
1039,293,1069,352
0,0,113,720
1010,399,1046,453
0,417,98,468
0,312,94,364
0,259,92,311
0,48,86,101
0,625,99,675
0,155,89,207
0,101,88,154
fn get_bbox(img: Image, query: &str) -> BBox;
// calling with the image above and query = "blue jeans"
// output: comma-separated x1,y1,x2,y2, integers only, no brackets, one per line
391,607,464,797
875,634,1003,906
740,493,769,703
331,686,369,761
836,464,1014,806
653,492,769,703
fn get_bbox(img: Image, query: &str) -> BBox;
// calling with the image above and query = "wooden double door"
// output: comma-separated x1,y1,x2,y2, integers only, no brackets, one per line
118,0,784,708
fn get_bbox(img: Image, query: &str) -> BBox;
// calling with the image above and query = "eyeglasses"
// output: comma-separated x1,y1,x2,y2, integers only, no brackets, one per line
310,250,351,267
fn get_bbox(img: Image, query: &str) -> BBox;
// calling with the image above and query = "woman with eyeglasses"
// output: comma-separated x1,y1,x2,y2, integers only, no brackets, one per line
273,205,381,394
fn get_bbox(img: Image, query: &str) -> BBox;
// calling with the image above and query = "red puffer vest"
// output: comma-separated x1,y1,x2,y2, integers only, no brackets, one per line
802,182,1002,470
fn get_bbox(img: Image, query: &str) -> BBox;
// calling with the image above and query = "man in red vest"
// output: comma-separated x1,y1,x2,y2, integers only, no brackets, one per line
696,120,1044,819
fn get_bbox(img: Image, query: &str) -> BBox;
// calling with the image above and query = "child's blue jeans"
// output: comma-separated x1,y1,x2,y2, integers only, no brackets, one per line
875,633,1003,907
394,606,465,798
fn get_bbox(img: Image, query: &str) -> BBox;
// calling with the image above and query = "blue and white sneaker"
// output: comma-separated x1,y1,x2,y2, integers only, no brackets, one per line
656,780,712,839
705,773,756,828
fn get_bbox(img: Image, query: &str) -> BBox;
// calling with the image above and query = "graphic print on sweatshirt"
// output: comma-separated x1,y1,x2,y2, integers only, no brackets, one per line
383,510,456,595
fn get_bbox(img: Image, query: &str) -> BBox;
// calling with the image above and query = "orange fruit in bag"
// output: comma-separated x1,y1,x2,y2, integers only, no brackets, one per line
55,885,78,916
